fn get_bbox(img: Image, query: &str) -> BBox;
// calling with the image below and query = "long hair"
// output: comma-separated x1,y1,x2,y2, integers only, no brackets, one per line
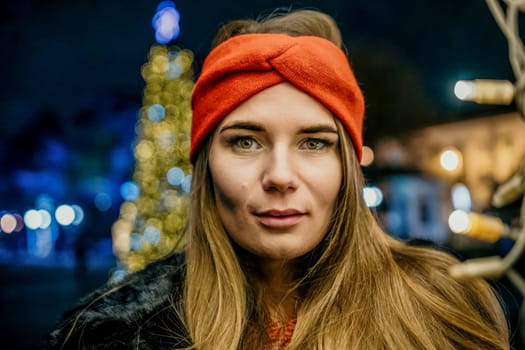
183,9,509,350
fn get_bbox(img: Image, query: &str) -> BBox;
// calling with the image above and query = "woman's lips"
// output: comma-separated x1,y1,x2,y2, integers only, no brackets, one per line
254,209,305,228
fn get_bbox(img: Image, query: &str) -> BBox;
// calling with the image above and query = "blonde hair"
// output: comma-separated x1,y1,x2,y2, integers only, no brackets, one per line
183,8,510,350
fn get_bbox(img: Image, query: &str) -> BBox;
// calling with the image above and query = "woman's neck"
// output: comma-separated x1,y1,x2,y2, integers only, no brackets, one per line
257,258,298,322
259,259,294,288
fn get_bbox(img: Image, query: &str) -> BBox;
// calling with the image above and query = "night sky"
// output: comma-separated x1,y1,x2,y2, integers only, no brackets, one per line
0,0,520,141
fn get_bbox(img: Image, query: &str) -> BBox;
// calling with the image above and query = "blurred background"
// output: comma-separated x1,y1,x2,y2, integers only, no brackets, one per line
1,0,525,349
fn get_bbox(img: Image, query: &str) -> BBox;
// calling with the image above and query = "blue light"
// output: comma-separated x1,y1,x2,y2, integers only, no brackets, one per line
29,227,53,258
182,175,192,193
167,167,185,186
130,232,146,251
166,50,184,77
36,194,55,211
152,1,180,44
156,0,176,11
111,147,133,172
166,58,183,80
71,205,84,225
147,103,165,122
94,193,112,211
112,269,128,284
144,226,161,244
120,181,140,201
451,183,472,211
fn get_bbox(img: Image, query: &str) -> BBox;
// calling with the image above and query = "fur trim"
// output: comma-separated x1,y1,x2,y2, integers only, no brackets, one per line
42,253,189,349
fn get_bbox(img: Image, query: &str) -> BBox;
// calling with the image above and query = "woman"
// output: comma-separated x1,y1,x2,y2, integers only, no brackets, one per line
45,9,510,350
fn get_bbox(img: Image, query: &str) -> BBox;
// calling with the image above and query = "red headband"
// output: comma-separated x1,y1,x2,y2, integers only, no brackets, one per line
190,33,365,163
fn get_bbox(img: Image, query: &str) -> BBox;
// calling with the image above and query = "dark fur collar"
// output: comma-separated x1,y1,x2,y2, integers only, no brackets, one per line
42,253,189,349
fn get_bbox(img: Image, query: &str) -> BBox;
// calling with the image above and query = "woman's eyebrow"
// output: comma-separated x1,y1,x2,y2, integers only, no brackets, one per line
219,122,337,134
299,125,337,134
219,121,264,133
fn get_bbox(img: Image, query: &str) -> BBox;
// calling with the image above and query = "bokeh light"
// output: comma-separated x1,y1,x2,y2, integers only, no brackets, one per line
117,44,194,270
135,140,154,160
144,226,161,244
167,167,185,186
71,205,85,225
152,1,180,44
363,186,383,208
13,213,24,232
55,205,75,226
439,148,462,172
454,80,474,101
24,209,42,230
35,194,55,211
0,214,17,234
120,181,140,201
451,183,472,211
95,193,112,211
182,175,192,193
111,269,128,284
147,103,166,122
166,56,183,79
360,145,375,167
157,130,176,149
130,232,146,251
38,209,52,229
448,210,470,233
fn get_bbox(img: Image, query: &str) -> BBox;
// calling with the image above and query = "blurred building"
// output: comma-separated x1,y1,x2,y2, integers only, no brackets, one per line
368,112,525,247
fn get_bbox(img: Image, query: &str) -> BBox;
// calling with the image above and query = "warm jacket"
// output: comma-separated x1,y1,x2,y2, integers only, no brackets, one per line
42,253,190,349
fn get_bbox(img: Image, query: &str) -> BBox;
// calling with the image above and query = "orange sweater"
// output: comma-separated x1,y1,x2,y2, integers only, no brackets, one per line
268,316,297,350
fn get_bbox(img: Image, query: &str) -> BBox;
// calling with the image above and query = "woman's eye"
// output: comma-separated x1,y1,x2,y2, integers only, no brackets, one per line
231,136,260,150
302,138,328,150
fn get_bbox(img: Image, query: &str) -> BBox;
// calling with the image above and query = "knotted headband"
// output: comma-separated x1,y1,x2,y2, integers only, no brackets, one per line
190,33,365,163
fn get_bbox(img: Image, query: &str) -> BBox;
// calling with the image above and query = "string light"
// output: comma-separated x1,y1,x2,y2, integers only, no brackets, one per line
112,43,194,272
447,0,525,301
448,209,508,243
454,79,514,105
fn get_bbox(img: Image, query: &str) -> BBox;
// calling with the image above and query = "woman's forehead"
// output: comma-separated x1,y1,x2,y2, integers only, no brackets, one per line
216,83,337,130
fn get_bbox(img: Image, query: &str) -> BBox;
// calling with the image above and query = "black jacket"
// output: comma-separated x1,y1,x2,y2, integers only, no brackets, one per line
43,253,190,349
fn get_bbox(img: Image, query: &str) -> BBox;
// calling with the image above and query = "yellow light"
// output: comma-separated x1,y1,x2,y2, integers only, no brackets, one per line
152,54,168,73
114,45,194,269
448,210,506,243
454,79,514,105
134,140,154,160
120,201,138,221
111,219,133,256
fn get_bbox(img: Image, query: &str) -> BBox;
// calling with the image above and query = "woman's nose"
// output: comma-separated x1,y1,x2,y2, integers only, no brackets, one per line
261,148,298,193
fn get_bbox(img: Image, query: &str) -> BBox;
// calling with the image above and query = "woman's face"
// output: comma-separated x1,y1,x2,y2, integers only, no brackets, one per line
208,83,342,263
